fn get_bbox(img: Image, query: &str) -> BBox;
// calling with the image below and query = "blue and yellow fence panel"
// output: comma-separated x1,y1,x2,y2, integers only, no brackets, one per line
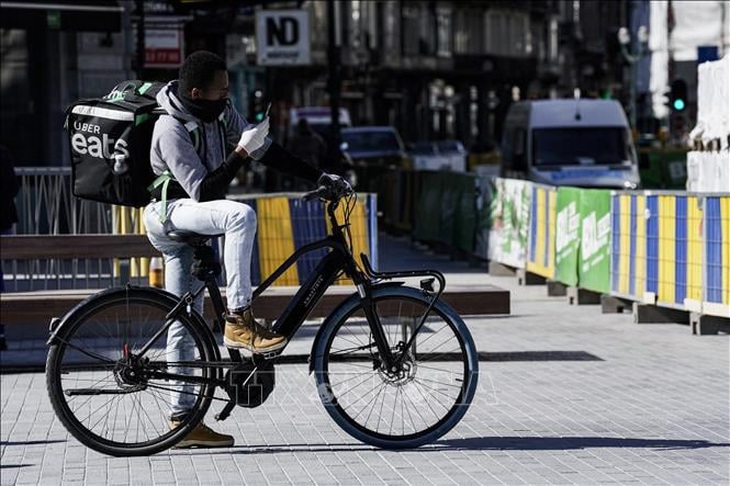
254,196,300,286
526,184,556,279
113,205,149,278
610,192,647,301
643,192,703,310
327,194,376,284
249,193,377,287
702,195,730,318
680,195,704,312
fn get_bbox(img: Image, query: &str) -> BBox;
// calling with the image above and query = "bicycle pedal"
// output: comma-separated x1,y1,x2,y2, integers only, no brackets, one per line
215,400,236,422
260,350,281,360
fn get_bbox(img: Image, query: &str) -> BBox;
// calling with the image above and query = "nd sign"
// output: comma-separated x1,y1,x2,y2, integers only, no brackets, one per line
256,10,310,66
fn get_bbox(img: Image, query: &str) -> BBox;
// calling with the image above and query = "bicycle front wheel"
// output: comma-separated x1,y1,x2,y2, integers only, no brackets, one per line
46,287,218,456
313,286,478,449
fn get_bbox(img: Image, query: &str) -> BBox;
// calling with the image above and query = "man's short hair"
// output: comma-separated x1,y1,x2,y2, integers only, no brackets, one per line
178,50,227,94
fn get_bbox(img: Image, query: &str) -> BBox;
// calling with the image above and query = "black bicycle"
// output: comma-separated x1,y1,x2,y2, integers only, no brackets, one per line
45,188,478,456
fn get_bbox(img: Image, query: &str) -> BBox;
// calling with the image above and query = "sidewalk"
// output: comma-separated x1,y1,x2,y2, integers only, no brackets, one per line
2,234,728,485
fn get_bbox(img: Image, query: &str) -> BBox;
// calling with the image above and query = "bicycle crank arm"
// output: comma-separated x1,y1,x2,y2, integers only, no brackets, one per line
215,400,236,422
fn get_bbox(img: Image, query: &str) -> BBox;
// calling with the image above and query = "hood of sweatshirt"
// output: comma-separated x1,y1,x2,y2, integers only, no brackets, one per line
156,80,197,123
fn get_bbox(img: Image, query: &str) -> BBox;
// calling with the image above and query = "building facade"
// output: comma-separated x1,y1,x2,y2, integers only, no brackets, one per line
1,0,635,166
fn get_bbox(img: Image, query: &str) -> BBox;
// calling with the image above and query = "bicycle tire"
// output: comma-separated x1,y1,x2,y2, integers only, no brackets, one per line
46,287,218,456
313,286,478,449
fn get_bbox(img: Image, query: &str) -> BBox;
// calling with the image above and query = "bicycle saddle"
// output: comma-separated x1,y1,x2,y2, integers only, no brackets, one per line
166,230,222,246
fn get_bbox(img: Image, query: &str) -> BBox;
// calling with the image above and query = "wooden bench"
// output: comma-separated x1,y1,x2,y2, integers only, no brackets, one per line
0,234,510,341
0,234,158,261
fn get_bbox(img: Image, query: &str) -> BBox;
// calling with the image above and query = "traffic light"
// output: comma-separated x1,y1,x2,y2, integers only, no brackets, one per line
669,79,687,112
250,89,265,121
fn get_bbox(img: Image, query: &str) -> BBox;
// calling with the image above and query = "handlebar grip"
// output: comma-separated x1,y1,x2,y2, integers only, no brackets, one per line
302,186,327,201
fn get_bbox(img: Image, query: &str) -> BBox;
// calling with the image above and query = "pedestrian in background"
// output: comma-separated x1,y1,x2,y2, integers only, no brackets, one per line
0,144,20,293
287,118,327,171
285,118,327,190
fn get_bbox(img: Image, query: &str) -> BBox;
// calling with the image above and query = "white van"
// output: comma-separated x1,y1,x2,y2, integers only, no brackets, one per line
501,99,640,189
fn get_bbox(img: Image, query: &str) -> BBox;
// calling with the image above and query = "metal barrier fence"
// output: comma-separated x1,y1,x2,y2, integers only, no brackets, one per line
611,192,704,310
3,168,377,291
644,193,703,310
4,168,129,291
610,192,648,301
6,166,726,320
482,179,727,320
703,195,730,317
526,184,557,280
13,167,112,235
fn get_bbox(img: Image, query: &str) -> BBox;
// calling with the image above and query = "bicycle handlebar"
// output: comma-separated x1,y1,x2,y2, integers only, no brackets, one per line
302,186,328,201
302,185,354,202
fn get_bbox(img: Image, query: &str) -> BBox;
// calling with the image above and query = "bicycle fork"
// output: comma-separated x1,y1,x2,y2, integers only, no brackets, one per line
357,282,397,371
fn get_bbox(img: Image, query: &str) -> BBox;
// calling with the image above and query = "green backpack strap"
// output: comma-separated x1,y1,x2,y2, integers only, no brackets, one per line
147,170,174,223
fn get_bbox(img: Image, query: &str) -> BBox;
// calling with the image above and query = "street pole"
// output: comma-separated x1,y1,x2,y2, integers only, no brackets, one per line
135,0,145,78
627,0,635,131
618,25,647,135
327,0,342,172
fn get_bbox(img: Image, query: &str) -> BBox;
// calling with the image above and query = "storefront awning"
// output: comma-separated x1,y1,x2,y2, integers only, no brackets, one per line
0,1,123,32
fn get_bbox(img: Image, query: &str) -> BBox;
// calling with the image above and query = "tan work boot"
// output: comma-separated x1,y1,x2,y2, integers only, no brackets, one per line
169,420,234,448
223,308,287,353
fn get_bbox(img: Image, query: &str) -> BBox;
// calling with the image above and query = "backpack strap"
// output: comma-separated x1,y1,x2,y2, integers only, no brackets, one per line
148,120,201,223
183,120,202,152
147,170,175,223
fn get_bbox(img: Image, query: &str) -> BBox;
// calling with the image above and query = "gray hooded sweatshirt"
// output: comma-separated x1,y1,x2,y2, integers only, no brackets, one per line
150,80,271,201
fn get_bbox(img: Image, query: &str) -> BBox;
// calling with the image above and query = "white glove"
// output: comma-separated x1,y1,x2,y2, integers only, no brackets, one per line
237,117,269,155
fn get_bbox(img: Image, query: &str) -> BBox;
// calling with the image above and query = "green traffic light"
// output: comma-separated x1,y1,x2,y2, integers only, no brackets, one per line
673,99,685,111
255,113,264,122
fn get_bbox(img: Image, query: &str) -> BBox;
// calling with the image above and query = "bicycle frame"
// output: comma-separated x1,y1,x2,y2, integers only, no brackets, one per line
170,197,445,373
48,194,455,428
250,200,397,365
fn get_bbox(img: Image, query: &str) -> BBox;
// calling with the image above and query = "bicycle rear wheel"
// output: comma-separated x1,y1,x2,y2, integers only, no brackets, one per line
313,286,478,448
46,287,218,456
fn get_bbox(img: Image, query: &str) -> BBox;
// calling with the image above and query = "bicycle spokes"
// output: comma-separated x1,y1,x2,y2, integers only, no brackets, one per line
321,294,470,440
47,293,215,454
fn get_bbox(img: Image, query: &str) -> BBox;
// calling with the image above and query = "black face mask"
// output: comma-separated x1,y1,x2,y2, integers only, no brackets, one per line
180,93,227,123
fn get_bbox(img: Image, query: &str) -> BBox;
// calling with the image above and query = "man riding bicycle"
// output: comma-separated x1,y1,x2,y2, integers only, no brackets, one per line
143,50,349,447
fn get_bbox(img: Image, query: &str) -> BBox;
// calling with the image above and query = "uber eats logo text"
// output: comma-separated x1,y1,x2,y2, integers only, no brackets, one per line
71,121,129,159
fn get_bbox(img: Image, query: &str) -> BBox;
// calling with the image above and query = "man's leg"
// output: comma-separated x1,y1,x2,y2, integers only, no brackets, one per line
163,199,254,305
161,247,200,418
163,198,286,352
144,202,233,448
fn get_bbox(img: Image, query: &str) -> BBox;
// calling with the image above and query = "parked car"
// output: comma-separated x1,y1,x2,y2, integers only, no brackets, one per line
341,126,408,169
340,126,408,192
407,139,467,172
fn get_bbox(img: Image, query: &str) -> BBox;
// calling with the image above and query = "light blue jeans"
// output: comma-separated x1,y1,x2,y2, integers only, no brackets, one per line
144,198,257,417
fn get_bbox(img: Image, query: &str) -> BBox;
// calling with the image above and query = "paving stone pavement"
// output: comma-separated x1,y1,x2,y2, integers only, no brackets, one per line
1,235,728,485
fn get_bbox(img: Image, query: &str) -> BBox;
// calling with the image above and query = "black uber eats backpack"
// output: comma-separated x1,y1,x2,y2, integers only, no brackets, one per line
65,80,166,207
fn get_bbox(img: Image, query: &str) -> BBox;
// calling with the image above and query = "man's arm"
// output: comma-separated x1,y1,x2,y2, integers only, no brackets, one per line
257,141,323,183
197,150,247,201
221,104,323,184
